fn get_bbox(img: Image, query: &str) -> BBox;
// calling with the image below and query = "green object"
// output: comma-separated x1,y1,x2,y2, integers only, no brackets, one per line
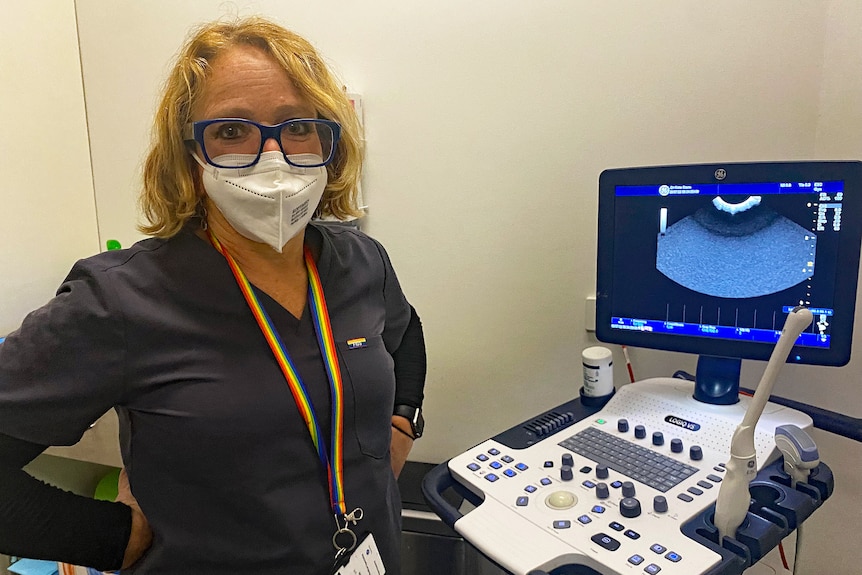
106,239,122,251
94,468,121,501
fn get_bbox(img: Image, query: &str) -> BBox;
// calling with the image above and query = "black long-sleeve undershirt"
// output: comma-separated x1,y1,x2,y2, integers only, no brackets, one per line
392,306,427,409
0,432,131,570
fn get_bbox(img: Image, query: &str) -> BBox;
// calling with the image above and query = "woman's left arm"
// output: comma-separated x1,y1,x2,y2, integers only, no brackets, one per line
389,306,426,477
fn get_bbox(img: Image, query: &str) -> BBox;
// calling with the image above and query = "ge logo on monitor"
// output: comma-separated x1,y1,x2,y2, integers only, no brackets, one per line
659,185,670,196
715,168,727,180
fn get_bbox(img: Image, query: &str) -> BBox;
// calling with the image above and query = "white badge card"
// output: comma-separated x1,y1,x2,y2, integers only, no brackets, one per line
334,532,386,575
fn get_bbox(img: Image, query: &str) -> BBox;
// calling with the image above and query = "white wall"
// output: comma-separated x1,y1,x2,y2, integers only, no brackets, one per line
3,1,862,571
72,0,862,459
0,0,99,336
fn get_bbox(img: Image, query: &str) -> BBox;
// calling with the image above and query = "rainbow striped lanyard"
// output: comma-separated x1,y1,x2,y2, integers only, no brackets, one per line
207,230,349,520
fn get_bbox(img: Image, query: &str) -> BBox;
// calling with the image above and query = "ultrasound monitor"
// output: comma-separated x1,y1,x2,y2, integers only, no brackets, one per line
595,161,862,403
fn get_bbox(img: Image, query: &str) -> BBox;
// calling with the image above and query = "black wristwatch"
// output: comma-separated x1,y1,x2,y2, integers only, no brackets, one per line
393,404,424,439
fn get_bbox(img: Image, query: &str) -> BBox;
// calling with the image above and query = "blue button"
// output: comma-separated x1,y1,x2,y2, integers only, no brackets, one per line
609,521,625,532
490,461,502,469
624,529,640,540
502,455,514,463
611,480,623,488
516,496,529,506
583,480,596,488
467,463,480,471
484,474,499,482
628,554,644,566
525,485,537,493
577,515,592,524
540,477,552,486
488,448,500,456
544,460,554,468
645,564,661,574
553,520,571,529
666,552,682,562
592,505,606,514
515,463,528,471
650,544,666,554
477,454,489,462
503,469,517,478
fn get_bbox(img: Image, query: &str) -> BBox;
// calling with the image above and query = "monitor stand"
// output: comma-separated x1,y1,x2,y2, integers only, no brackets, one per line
694,355,742,405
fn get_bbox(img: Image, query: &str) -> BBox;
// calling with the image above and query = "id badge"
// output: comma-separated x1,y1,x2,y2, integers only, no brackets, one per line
331,532,386,575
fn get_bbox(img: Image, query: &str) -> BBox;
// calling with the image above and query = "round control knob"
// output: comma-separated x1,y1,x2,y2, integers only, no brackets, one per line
653,495,668,513
690,445,704,461
560,465,574,481
595,482,610,499
545,491,577,510
634,425,647,439
596,465,609,479
652,431,664,446
561,453,574,467
670,438,683,453
620,497,642,518
621,481,636,498
617,419,629,433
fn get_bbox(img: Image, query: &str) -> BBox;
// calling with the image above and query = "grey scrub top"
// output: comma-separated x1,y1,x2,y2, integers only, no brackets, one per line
0,222,412,575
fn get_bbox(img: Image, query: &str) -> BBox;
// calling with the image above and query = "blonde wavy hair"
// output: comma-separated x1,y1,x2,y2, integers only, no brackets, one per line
138,17,364,237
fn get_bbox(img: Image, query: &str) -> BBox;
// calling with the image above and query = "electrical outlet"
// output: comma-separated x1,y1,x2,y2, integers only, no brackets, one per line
585,295,596,332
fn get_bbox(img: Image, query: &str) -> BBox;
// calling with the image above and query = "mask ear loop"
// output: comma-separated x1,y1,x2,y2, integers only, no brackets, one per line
198,203,208,231
189,150,209,231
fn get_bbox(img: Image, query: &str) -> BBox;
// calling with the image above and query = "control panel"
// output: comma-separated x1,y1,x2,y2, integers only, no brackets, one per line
446,378,812,575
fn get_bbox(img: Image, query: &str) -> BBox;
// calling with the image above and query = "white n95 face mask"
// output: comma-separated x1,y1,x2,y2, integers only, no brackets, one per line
193,151,327,253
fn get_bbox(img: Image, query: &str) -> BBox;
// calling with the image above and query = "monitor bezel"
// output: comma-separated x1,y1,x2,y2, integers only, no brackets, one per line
595,160,862,366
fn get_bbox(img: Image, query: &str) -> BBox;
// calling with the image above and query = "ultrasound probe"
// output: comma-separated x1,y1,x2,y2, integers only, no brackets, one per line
713,306,814,542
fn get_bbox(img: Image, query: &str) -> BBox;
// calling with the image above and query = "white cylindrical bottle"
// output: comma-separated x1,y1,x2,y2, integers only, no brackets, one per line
582,346,614,397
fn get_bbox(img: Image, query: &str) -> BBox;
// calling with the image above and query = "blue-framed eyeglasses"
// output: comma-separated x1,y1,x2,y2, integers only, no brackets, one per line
183,118,341,169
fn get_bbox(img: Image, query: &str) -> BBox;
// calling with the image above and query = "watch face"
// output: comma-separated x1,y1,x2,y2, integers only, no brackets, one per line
413,410,425,438
395,405,423,438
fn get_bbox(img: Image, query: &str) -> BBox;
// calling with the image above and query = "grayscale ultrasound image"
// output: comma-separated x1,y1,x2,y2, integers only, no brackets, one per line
656,201,816,298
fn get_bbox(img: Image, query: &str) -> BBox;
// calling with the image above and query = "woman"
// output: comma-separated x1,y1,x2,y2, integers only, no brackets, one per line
0,17,426,575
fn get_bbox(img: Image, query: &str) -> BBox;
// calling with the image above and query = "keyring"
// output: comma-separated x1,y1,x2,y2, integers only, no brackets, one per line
332,527,357,552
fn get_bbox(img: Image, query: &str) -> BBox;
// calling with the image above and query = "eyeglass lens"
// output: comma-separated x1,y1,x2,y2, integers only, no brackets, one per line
202,120,334,166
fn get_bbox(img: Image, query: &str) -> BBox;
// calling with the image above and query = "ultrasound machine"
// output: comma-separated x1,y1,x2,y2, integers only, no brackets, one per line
423,161,862,575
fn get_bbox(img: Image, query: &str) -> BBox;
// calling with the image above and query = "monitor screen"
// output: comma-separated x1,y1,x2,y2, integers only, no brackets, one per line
596,161,862,367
